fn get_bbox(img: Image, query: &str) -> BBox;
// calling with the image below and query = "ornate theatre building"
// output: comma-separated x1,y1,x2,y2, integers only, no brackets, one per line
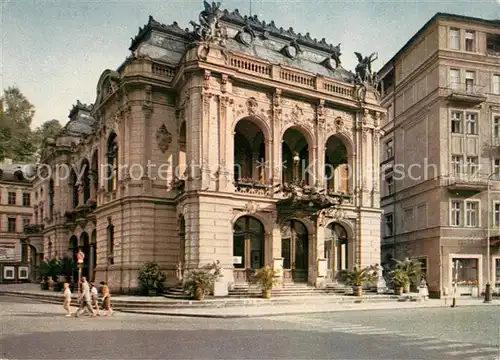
35,2,385,292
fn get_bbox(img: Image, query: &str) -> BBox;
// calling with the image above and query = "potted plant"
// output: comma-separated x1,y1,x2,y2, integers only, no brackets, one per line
38,261,52,290
338,265,376,296
205,260,227,296
46,259,61,290
59,256,76,291
393,258,421,293
183,268,215,300
138,261,167,296
391,268,409,295
253,266,279,299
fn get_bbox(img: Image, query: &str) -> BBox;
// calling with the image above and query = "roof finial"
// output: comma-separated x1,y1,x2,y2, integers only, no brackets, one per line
249,0,252,17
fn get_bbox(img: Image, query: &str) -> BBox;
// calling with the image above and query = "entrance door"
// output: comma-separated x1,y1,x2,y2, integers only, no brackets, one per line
324,223,348,281
281,220,309,282
179,216,186,272
233,216,265,282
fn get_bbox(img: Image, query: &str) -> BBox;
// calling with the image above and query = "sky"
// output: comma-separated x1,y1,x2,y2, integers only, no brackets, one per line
1,0,499,129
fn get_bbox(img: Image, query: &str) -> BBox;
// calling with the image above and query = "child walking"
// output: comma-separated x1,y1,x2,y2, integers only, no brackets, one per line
63,282,72,317
100,281,113,316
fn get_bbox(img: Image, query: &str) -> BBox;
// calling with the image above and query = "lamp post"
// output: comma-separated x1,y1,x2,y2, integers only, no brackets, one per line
293,152,300,183
76,249,85,295
484,171,498,303
451,259,461,308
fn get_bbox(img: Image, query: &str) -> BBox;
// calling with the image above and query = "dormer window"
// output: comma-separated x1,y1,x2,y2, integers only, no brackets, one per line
14,170,24,181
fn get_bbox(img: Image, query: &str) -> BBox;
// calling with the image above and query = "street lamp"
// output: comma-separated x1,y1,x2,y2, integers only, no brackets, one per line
485,171,498,303
293,152,300,183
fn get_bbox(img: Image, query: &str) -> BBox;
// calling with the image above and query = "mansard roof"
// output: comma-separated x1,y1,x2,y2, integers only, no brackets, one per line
0,162,35,183
64,100,96,136
129,6,354,82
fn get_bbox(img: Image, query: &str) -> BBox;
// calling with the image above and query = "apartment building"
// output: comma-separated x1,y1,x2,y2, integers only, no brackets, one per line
0,159,41,282
378,13,500,298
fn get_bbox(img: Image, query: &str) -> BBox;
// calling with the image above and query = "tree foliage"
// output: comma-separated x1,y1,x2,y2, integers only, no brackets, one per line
0,86,63,162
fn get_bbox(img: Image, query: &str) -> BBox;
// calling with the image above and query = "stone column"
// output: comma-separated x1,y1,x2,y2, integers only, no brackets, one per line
315,99,326,188
272,89,282,187
265,139,273,185
315,221,326,288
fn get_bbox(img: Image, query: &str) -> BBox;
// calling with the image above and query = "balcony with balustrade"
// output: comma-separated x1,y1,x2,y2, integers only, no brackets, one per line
444,172,488,193
446,82,487,104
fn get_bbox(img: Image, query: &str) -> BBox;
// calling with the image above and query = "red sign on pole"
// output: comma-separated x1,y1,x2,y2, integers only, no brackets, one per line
77,251,85,264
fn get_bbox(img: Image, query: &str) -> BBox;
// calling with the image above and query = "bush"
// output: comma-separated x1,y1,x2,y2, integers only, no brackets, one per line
183,268,216,300
138,262,167,295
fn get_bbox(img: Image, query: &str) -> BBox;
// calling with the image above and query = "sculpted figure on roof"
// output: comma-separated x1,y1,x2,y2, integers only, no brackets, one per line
189,1,227,46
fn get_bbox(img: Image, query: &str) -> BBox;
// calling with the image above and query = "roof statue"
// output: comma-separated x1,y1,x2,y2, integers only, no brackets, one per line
189,1,228,46
354,52,379,86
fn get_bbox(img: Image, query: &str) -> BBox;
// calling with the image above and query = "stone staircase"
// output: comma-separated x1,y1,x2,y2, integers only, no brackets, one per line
163,282,379,299
163,285,190,299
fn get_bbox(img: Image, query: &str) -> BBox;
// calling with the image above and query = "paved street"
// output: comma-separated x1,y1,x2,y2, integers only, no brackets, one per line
1,295,499,360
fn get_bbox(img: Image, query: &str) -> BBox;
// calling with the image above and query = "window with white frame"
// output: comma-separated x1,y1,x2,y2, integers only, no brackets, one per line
449,28,460,50
384,214,393,237
386,176,394,195
465,31,476,52
493,116,500,139
451,200,462,226
494,202,500,227
451,111,462,133
465,201,479,227
385,139,393,159
493,75,500,95
451,155,464,176
451,200,480,227
465,71,475,93
466,156,479,177
449,69,460,89
466,113,478,135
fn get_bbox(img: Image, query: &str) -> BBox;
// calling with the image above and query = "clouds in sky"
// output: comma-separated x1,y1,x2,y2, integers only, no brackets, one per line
1,0,495,128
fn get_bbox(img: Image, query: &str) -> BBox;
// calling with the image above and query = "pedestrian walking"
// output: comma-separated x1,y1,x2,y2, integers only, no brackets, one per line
90,282,101,316
75,277,96,317
62,282,72,317
100,281,113,316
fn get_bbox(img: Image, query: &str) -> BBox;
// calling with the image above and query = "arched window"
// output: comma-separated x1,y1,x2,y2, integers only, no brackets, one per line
48,179,54,218
233,216,265,271
107,133,118,192
281,220,309,282
107,223,114,265
179,216,186,267
324,223,349,278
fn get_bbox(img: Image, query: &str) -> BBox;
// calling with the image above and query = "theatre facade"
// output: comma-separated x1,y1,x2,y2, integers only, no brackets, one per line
34,2,385,292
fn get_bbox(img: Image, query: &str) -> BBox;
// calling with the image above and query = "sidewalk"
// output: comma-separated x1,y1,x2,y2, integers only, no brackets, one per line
119,298,499,318
1,283,497,318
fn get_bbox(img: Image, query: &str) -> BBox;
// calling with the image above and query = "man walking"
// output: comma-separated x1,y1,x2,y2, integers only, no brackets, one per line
75,277,96,317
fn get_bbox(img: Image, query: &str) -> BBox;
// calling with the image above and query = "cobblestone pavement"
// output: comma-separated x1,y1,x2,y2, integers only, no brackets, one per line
1,295,499,360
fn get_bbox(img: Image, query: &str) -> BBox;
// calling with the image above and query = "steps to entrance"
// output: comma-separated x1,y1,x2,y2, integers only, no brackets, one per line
163,282,379,299
164,285,190,299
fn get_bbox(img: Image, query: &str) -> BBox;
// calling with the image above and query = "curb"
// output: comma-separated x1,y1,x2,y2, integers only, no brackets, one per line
115,302,499,318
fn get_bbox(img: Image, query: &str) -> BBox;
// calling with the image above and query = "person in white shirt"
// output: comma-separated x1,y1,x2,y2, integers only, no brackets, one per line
63,282,72,317
90,282,101,316
75,277,96,317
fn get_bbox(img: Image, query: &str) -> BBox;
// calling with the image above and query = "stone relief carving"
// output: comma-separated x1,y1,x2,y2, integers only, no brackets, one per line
246,97,258,115
244,201,259,214
220,74,228,93
290,104,303,122
156,124,172,153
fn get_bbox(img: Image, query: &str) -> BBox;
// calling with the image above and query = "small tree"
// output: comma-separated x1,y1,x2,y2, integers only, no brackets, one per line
253,266,279,299
183,268,216,301
138,262,167,296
